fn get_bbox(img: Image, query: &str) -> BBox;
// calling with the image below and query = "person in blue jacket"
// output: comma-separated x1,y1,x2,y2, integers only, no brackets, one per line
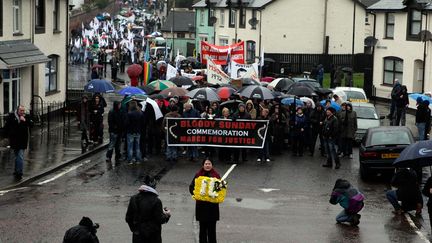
329,179,364,226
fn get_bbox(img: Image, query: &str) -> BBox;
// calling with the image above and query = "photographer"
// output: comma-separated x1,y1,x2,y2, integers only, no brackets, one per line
63,216,99,243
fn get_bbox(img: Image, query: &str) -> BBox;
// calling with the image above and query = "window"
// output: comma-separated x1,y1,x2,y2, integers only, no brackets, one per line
365,12,369,25
208,9,215,26
35,0,45,33
385,13,394,39
219,9,225,27
251,10,257,30
53,0,60,31
177,33,185,38
45,55,58,93
200,10,205,26
13,0,21,34
229,9,236,28
408,9,422,39
220,38,228,46
246,40,256,63
0,0,3,36
383,57,403,85
239,8,246,28
2,69,20,113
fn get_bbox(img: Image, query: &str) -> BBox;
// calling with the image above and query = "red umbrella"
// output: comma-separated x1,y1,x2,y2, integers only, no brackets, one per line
92,64,103,69
192,76,204,81
127,64,143,86
261,77,275,82
160,87,188,97
216,86,236,100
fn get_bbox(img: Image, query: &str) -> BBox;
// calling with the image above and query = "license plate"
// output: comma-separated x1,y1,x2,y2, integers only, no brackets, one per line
381,153,399,159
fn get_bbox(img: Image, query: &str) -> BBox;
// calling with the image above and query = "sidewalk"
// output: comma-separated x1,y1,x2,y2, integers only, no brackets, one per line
0,64,130,190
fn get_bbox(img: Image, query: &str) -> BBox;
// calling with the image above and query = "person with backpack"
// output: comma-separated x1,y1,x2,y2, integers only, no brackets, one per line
329,179,364,226
63,216,100,243
125,176,171,243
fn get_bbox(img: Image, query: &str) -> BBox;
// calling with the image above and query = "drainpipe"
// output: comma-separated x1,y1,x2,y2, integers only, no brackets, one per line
66,0,70,103
370,11,377,103
351,1,356,68
258,9,262,76
323,0,328,54
31,0,35,113
422,11,427,94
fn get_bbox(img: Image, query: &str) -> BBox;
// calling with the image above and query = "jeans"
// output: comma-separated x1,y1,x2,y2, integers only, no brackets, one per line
187,146,199,159
106,133,121,160
14,149,25,175
336,210,354,223
386,190,401,210
416,122,426,140
127,133,142,162
166,145,177,159
324,138,339,163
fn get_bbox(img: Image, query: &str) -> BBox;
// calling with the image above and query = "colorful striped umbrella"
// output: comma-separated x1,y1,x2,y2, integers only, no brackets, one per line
147,80,176,91
142,61,152,86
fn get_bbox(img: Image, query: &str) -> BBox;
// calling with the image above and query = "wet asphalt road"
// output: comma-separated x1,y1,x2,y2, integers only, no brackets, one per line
1,138,432,243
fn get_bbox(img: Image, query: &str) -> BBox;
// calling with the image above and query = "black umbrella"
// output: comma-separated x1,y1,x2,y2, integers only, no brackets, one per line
286,83,317,97
139,85,155,95
268,78,295,92
315,88,333,96
220,99,243,110
169,76,194,86
149,93,167,100
186,87,220,102
238,85,274,100
241,78,260,86
393,140,432,167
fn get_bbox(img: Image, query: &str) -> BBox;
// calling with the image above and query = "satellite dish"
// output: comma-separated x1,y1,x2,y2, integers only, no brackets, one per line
364,36,378,47
248,17,259,27
209,16,218,25
419,30,432,41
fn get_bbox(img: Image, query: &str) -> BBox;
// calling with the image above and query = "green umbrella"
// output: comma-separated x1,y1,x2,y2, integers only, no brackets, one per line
147,80,176,91
120,94,147,108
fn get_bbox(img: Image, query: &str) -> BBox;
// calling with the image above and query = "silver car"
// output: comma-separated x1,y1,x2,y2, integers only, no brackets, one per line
351,102,384,143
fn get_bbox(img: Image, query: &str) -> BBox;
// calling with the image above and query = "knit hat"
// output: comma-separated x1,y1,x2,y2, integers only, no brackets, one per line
238,102,246,109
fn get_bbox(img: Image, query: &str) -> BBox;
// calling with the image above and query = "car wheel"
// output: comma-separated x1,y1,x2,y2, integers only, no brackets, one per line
360,164,369,180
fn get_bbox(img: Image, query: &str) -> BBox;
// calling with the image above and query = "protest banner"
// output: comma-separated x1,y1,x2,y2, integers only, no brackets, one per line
242,65,260,82
230,61,259,79
201,41,245,65
166,118,269,148
207,59,231,85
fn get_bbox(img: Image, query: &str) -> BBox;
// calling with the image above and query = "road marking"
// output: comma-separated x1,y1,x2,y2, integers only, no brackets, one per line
37,160,91,185
405,213,430,243
0,187,29,196
259,188,280,193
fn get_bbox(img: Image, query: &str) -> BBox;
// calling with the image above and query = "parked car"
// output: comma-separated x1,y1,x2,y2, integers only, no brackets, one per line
334,87,367,101
291,78,321,89
351,102,384,143
359,126,415,179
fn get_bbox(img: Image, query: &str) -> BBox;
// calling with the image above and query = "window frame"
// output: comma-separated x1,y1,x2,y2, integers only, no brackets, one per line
385,13,394,39
207,8,215,26
383,57,403,86
229,9,236,28
177,32,185,38
0,0,3,36
219,38,229,46
53,0,60,32
45,55,58,94
35,0,46,34
251,10,257,30
219,9,225,27
407,9,422,41
200,10,205,26
13,0,21,34
239,8,246,29
246,40,256,63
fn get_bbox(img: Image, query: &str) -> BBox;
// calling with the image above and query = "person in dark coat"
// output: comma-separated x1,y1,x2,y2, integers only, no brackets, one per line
386,168,423,215
63,216,100,243
189,159,221,243
106,101,126,165
310,104,326,156
5,105,32,180
329,179,364,226
126,177,171,243
393,85,409,126
322,107,340,169
388,79,401,120
257,108,272,162
416,98,431,140
77,95,91,148
338,103,357,159
291,107,307,157
89,94,105,143
232,103,251,163
270,104,287,156
126,101,145,164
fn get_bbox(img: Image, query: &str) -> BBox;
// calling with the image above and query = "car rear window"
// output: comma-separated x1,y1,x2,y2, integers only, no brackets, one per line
369,130,411,146
345,91,366,100
353,106,378,119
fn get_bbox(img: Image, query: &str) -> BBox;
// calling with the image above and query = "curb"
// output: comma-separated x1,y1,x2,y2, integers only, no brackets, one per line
0,143,109,191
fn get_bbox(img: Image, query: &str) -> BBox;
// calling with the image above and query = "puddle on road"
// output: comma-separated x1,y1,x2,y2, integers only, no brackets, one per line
224,197,276,210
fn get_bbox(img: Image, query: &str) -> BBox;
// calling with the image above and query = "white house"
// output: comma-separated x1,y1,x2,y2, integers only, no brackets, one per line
0,0,69,122
193,0,375,65
368,0,432,99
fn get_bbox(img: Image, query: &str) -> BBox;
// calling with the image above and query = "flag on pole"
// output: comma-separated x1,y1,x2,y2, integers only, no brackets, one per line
143,62,152,86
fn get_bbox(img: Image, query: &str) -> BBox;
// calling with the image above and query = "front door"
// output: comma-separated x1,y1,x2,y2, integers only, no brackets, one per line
2,69,20,114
